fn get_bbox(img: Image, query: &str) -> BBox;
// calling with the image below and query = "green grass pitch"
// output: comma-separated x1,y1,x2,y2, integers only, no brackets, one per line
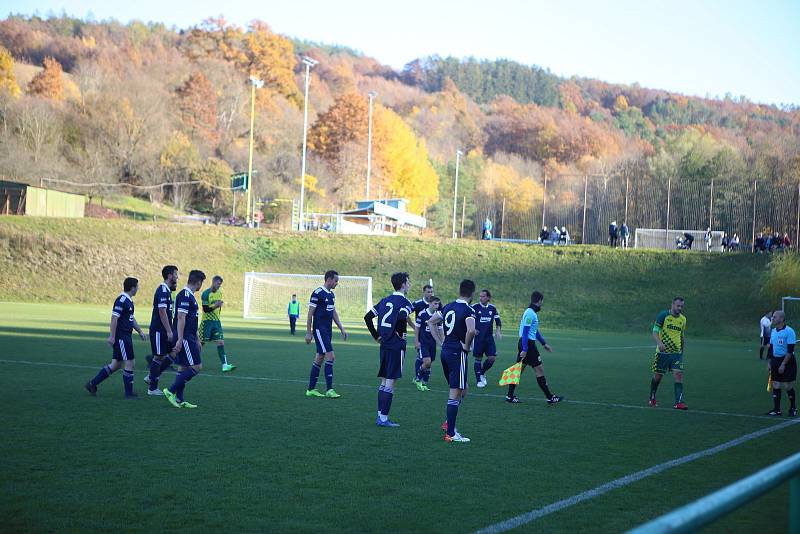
1,302,797,533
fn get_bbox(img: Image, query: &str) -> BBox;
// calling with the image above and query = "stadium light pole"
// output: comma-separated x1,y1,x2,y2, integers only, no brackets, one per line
298,56,318,231
246,76,264,227
452,150,463,239
366,91,377,199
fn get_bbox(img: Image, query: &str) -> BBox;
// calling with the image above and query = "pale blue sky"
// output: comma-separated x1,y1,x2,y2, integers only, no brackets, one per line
5,0,800,105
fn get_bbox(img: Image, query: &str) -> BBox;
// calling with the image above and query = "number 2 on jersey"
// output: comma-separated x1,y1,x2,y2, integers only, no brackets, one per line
381,303,394,328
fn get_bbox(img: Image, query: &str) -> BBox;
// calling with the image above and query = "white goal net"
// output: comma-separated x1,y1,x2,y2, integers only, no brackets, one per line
634,229,725,251
243,272,373,322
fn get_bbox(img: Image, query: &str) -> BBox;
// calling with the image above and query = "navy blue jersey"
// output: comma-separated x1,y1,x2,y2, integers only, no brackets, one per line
149,283,174,332
174,287,200,340
412,298,428,317
309,286,336,332
439,299,476,350
373,292,413,349
111,293,135,339
473,303,500,339
415,308,437,346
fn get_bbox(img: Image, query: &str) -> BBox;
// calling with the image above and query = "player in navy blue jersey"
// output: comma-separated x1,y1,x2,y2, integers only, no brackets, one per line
162,270,206,409
428,279,477,443
144,265,179,396
85,277,147,398
305,270,348,398
412,284,435,379
413,296,442,391
364,272,414,427
472,289,502,388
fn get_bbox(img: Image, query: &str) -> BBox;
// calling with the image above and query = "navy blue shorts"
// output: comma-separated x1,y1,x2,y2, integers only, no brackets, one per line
418,343,437,361
176,338,202,367
441,346,468,389
149,329,174,357
112,336,134,361
473,337,496,358
314,329,333,354
378,345,405,379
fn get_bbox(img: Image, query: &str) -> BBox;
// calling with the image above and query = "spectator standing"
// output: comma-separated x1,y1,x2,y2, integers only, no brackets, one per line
620,222,630,249
482,218,493,240
609,221,618,247
730,234,740,251
704,227,712,252
755,233,766,253
760,311,773,360
288,294,301,335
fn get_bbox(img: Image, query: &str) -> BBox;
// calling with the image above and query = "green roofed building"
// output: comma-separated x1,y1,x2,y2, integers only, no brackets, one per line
0,181,85,218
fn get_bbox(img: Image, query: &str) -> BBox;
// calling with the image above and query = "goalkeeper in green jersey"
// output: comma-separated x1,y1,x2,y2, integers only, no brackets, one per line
200,275,236,372
649,297,687,410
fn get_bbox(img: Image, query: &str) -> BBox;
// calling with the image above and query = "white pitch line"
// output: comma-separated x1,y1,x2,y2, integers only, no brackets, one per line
0,359,780,421
580,345,654,351
474,418,800,534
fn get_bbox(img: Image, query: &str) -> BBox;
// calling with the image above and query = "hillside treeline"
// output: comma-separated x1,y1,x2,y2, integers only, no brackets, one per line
0,14,798,235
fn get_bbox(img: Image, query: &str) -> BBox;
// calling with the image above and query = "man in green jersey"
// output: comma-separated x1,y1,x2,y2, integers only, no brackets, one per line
288,294,300,335
200,275,236,372
649,297,687,410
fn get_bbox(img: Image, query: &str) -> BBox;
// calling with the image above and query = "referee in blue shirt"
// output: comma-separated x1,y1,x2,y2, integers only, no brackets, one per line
767,310,797,417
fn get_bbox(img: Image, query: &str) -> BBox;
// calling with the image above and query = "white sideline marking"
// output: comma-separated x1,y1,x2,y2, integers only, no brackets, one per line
0,359,780,421
580,345,653,351
474,419,800,534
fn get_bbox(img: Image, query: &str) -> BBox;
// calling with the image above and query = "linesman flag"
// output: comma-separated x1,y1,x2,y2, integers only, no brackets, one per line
767,370,773,393
498,362,522,386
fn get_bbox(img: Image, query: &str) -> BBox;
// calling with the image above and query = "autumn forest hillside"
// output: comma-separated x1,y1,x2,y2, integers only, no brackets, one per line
0,14,798,237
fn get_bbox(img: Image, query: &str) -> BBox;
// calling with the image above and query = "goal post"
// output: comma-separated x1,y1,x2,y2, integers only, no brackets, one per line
634,228,725,251
781,296,800,313
243,272,373,322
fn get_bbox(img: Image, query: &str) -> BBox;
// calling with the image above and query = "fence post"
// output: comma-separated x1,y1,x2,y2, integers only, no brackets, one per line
624,170,630,224
791,476,800,534
581,174,588,244
795,183,799,249
752,179,757,253
541,172,547,230
665,175,672,249
460,195,466,238
708,177,714,230
500,197,506,240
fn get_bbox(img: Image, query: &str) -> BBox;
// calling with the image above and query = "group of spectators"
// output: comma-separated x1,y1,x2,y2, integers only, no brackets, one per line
539,225,571,245
754,232,792,253
608,221,631,248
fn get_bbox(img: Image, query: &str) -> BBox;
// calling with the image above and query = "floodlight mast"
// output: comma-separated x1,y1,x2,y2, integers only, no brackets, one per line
298,56,319,231
246,76,264,227
366,91,377,199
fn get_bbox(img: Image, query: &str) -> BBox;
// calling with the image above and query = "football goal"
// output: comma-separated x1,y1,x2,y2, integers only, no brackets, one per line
243,272,373,322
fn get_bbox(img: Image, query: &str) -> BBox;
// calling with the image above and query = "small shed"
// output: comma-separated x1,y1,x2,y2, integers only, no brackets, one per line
0,181,85,218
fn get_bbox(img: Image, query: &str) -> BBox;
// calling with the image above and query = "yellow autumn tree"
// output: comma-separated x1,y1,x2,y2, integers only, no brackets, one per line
479,160,543,213
0,46,21,98
244,21,302,108
372,105,439,214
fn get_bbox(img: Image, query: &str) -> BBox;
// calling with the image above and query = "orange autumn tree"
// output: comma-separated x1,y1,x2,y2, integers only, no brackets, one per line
27,56,63,100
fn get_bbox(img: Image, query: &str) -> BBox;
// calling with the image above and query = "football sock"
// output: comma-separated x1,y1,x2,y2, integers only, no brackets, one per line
160,356,174,372
674,382,684,404
773,388,782,411
474,359,483,381
788,388,796,410
377,385,385,416
175,383,186,402
650,378,660,399
423,368,431,384
446,399,460,437
507,384,517,398
122,370,134,396
536,375,553,399
324,361,334,390
169,368,198,395
759,346,764,359
383,386,394,416
308,362,321,390
217,345,227,365
481,358,495,374
415,357,422,378
148,358,165,390
90,365,112,386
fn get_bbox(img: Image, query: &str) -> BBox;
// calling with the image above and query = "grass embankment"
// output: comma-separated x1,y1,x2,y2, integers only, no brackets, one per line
0,216,774,338
93,195,188,221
